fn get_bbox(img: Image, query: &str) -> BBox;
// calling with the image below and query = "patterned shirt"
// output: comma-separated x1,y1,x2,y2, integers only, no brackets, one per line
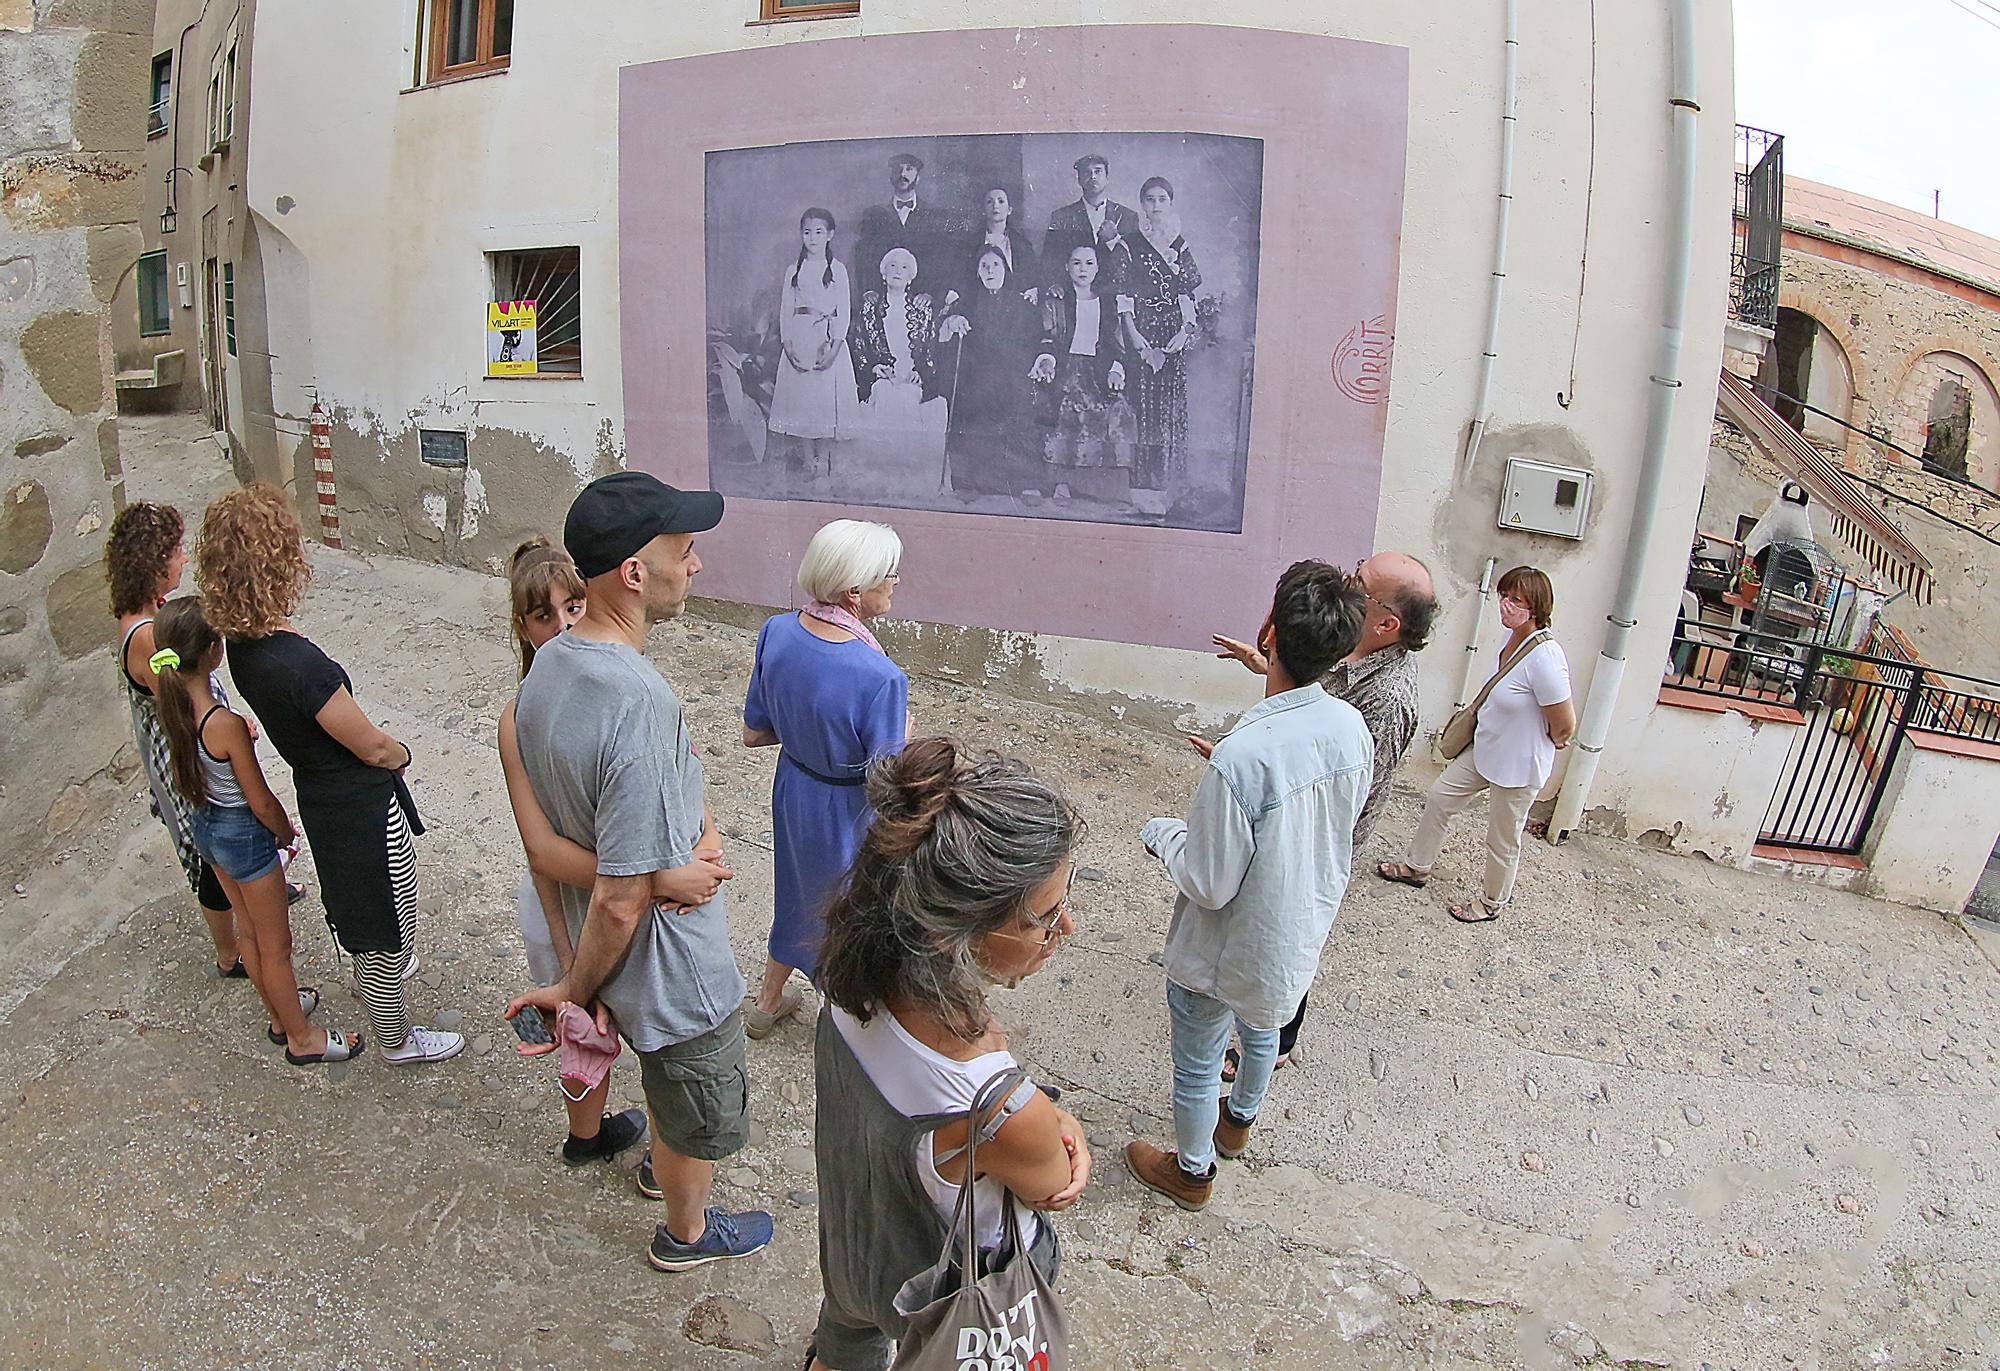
1320,646,1421,845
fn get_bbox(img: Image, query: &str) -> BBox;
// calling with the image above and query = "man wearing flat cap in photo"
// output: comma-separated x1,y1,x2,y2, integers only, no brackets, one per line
855,149,967,301
1042,152,1141,297
507,471,774,1273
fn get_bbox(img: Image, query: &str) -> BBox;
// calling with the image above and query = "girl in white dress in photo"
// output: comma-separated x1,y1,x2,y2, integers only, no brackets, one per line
768,208,857,478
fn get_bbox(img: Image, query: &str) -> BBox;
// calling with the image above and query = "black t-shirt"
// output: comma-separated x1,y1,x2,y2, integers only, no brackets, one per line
228,631,393,804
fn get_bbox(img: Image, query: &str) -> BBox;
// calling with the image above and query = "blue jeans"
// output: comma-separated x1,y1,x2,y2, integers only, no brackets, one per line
189,802,281,884
1167,980,1279,1173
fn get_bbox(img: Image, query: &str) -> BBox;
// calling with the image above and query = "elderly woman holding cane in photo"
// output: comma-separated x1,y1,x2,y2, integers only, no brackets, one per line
937,245,1042,500
803,738,1089,1371
1378,566,1574,923
741,520,909,1039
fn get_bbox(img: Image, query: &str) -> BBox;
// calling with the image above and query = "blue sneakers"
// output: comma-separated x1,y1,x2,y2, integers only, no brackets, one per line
646,1208,774,1271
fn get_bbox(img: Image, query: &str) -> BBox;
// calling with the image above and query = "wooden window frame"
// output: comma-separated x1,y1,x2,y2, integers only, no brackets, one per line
137,251,172,337
758,0,860,22
424,0,511,86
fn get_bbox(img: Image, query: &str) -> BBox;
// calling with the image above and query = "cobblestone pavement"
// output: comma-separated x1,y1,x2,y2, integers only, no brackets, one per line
1,418,1996,1369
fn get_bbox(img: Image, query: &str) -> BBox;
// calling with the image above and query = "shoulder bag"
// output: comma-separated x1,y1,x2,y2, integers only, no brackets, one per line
1437,629,1551,761
891,1067,1071,1370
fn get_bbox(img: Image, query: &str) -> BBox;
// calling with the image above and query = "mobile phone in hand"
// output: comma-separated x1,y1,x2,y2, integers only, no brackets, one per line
509,1007,555,1054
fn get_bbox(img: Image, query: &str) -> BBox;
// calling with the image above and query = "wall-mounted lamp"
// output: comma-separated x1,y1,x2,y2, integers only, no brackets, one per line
161,165,194,234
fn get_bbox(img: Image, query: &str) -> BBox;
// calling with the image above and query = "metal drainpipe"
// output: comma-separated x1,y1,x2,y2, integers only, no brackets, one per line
1454,558,1500,712
1549,0,1702,841
1461,0,1519,474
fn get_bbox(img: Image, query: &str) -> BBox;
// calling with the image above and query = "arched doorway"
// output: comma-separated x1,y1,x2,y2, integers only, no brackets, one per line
1757,306,1855,447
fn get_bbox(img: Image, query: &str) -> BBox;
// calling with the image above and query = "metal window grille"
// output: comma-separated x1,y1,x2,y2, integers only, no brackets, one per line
1730,124,1783,331
223,263,236,356
148,53,171,136
490,247,582,374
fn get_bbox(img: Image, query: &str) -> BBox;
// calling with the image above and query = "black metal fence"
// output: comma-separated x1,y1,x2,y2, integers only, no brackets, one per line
1664,619,2000,853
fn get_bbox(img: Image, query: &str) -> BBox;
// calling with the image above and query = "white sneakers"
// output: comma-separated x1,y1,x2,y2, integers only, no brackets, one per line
378,1027,465,1065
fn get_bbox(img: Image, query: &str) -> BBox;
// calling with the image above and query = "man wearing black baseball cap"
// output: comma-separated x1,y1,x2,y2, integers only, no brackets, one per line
508,471,773,1271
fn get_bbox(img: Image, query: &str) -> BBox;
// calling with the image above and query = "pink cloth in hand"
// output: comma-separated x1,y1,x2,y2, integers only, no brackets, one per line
555,1001,621,1101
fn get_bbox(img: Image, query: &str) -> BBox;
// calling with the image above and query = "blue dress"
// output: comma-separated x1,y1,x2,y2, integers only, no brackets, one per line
743,613,909,975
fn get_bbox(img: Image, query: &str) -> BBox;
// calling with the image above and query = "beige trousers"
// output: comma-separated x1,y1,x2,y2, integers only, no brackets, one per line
1404,752,1537,909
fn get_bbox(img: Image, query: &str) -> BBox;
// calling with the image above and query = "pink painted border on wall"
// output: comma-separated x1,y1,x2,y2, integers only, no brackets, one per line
619,24,1408,653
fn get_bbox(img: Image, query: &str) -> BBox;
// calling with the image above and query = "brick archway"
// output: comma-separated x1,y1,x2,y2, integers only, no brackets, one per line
1773,287,1867,457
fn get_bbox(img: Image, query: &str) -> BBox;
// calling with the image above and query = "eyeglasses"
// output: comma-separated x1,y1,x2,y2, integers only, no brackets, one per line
1024,868,1076,947
1352,560,1392,616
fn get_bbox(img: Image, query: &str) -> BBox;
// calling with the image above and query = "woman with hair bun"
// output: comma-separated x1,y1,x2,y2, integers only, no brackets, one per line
740,519,909,1039
198,483,463,1067
803,737,1090,1371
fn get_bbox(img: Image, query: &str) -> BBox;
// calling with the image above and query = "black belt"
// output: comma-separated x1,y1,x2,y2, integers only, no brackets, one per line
780,752,865,787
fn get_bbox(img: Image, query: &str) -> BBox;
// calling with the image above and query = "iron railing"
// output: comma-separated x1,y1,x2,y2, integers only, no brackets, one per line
1731,124,1784,331
1665,617,2000,852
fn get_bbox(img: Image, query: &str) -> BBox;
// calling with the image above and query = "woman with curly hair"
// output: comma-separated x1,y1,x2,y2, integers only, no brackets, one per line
105,500,243,975
197,483,463,1066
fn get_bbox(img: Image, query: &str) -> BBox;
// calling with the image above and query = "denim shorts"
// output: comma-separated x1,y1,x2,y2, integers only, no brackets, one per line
189,802,281,884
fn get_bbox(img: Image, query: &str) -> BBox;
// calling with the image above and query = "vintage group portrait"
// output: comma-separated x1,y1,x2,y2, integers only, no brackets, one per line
703,131,1265,534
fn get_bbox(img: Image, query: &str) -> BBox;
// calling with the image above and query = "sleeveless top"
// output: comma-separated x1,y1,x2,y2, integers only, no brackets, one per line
196,705,248,808
828,1004,1040,1252
813,1007,1058,1344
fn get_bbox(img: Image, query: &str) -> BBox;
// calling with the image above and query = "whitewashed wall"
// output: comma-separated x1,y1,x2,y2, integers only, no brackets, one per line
243,2,1737,765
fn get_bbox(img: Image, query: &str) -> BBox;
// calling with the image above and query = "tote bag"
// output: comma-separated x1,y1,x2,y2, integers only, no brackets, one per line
890,1067,1071,1371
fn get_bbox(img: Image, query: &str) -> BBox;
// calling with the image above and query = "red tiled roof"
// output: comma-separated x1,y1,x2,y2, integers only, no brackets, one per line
1782,176,2000,294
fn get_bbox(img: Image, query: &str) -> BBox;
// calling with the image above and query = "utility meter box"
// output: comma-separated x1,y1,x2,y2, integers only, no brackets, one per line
1498,458,1593,539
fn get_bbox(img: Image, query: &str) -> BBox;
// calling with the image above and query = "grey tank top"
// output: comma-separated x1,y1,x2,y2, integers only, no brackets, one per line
197,706,248,808
813,1007,1056,1342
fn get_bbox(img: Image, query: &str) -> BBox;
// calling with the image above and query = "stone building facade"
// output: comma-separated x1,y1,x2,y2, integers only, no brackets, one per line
0,0,150,880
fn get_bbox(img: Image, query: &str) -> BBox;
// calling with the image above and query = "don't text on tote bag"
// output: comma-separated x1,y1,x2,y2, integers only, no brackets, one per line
1437,629,1551,761
890,1066,1071,1371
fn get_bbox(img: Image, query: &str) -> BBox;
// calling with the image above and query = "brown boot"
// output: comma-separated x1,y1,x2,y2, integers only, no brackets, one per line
1213,1102,1254,1160
1123,1140,1213,1211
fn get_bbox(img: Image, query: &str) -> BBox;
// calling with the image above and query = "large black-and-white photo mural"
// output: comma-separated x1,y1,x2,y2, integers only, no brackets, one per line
704,132,1264,532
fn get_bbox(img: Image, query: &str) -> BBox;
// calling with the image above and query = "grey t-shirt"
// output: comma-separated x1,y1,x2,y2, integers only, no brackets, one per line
513,632,746,1052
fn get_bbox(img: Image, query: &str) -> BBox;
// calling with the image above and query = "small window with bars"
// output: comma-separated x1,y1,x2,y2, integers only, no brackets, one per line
148,52,171,137
488,247,581,376
223,262,236,356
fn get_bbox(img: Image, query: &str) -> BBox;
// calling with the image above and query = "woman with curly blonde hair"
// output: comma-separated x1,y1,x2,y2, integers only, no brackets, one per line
197,483,463,1066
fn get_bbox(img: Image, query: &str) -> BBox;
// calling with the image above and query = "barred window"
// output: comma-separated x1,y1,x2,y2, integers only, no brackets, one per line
488,247,581,376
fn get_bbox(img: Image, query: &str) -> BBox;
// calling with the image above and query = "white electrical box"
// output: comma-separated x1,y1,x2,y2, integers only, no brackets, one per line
175,261,192,309
1498,457,1593,539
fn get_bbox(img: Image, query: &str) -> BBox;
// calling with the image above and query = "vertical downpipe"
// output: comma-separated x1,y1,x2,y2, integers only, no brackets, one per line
1549,0,1702,840
1462,0,1520,474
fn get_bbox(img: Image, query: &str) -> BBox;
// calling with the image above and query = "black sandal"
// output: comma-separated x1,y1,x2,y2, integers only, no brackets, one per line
265,986,322,1044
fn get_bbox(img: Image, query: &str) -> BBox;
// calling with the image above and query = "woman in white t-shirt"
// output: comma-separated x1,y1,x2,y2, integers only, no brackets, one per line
1380,566,1575,923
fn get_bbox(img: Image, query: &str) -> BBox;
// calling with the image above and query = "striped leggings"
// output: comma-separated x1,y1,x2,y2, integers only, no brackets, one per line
351,801,419,1050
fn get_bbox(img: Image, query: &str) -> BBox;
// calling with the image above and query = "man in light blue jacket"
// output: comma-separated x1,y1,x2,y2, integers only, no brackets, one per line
1127,560,1372,1211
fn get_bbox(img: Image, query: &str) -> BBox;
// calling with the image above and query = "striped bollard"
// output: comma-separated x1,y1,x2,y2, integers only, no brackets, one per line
310,401,343,549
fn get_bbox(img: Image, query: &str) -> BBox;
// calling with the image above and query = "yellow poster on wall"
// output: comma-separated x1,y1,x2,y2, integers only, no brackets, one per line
486,299,539,376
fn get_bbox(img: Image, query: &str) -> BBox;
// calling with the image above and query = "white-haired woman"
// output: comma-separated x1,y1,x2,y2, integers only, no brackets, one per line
741,519,910,1037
